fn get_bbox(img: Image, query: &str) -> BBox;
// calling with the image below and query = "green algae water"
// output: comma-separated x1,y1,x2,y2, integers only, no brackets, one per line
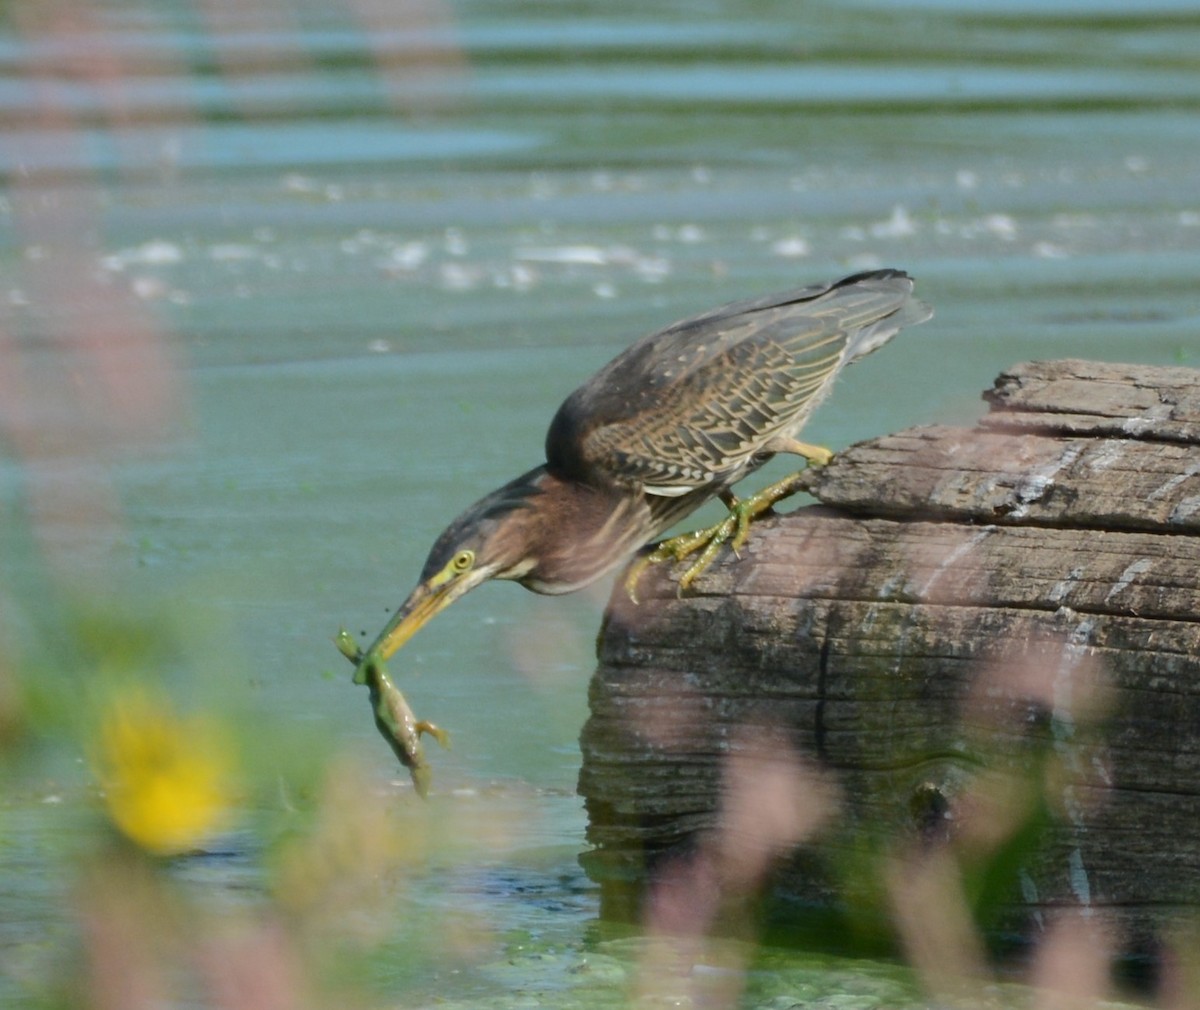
2,0,1199,1005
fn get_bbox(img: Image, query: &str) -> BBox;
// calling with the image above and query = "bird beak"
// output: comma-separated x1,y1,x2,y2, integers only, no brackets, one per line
364,582,454,663
359,566,490,666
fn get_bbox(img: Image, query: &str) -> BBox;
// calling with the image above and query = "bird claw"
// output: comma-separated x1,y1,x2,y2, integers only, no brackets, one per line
624,506,743,601
623,466,818,603
676,528,732,593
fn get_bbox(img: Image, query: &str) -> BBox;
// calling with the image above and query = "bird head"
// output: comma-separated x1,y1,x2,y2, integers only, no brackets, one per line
357,468,544,663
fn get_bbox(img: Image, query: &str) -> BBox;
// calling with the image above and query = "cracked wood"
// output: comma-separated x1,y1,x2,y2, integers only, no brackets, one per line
579,359,1200,947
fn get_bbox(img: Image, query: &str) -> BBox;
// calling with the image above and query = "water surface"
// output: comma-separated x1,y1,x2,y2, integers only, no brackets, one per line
2,0,1199,1004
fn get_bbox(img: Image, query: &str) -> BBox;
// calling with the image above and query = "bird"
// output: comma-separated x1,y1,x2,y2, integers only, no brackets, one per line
354,268,931,674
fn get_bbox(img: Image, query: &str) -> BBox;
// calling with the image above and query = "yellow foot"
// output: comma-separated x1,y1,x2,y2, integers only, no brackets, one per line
793,441,834,468
624,467,820,603
623,510,743,603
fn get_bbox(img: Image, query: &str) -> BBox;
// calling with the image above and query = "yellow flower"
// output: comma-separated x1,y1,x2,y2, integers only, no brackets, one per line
96,690,233,856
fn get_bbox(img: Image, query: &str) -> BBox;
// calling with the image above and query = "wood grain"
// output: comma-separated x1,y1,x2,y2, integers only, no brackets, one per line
579,359,1200,948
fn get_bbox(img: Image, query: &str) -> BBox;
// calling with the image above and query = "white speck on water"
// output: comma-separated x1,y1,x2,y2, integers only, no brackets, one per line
492,265,532,291
1124,154,1150,174
367,339,391,354
101,239,184,271
676,223,705,244
1104,558,1151,603
439,262,477,290
130,275,168,300
1032,241,1069,259
983,213,1017,240
634,254,671,283
593,281,617,299
692,962,743,979
515,245,609,265
509,263,538,291
1180,210,1200,227
869,204,917,238
381,241,429,273
8,288,27,306
770,236,810,258
282,172,327,195
691,165,711,185
955,168,979,190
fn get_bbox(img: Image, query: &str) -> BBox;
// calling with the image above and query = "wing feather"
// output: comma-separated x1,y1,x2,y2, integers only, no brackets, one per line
545,269,931,493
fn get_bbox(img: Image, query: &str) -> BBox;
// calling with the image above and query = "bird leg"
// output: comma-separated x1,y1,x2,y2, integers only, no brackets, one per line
625,440,831,602
784,439,834,468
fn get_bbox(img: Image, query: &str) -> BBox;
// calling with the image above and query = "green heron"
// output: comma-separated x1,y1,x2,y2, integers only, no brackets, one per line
355,268,931,673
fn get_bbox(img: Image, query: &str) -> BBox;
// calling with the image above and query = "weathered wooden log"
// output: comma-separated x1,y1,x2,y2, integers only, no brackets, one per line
579,359,1200,952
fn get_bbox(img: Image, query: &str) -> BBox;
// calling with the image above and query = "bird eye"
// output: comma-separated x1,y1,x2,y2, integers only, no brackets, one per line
452,549,474,573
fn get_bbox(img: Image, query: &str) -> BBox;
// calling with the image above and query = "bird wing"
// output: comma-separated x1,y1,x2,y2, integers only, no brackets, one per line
546,270,928,494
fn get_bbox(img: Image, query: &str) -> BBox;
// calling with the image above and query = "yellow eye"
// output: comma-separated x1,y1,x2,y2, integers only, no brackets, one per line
451,549,474,573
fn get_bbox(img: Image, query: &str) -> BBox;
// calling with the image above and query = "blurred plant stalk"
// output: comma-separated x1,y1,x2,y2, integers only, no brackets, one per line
0,0,475,1006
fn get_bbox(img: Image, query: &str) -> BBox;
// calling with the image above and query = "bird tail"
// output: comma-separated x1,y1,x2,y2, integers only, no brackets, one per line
842,271,934,363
